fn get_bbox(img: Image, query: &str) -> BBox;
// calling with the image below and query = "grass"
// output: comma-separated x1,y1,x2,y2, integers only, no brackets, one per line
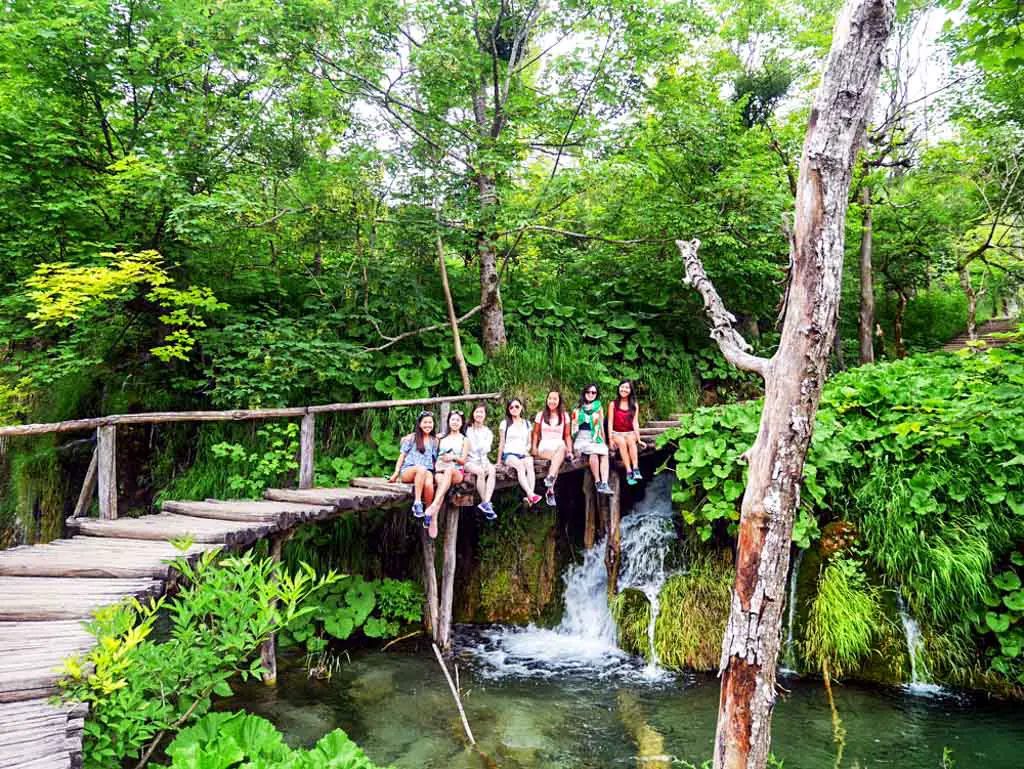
851,460,1008,626
803,557,887,679
653,549,734,671
611,588,652,658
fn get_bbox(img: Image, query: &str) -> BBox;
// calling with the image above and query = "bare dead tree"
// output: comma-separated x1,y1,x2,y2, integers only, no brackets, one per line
676,1,894,767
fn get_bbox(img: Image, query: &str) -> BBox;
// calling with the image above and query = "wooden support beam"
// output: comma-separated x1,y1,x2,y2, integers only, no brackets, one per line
605,470,622,601
439,401,451,430
72,448,98,519
299,413,315,489
261,533,284,686
421,530,439,639
96,426,117,520
436,502,460,651
583,468,597,549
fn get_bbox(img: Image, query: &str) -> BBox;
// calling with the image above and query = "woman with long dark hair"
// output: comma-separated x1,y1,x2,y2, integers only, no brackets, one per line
421,409,469,537
608,379,643,484
532,390,572,506
464,403,498,520
388,410,438,525
497,397,540,505
571,384,613,495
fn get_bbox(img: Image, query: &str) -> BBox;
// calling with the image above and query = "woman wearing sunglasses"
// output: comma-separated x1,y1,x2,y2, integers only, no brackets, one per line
422,409,469,536
571,384,614,495
497,397,541,506
388,410,438,530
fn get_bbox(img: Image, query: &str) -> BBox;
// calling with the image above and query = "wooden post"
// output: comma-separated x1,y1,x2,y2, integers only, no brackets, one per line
72,448,99,518
299,412,315,489
605,470,622,601
437,501,460,651
261,533,284,685
439,402,451,432
421,529,440,639
583,467,597,548
96,425,117,520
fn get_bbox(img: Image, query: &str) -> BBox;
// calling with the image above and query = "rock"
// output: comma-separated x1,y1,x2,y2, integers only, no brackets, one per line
348,666,395,706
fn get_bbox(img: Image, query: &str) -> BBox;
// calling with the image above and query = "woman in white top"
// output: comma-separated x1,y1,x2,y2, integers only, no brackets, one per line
464,403,497,520
424,410,469,534
497,397,540,506
532,390,573,506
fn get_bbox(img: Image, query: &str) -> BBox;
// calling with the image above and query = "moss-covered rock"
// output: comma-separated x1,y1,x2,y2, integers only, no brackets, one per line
471,496,564,624
611,587,651,658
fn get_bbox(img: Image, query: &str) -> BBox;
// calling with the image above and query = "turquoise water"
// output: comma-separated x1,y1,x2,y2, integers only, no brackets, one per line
232,638,1024,769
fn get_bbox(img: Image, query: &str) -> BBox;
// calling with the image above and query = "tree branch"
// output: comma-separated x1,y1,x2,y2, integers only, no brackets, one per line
677,238,770,378
364,305,483,352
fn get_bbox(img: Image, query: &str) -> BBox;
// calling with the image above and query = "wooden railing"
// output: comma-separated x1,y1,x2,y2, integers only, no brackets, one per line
0,393,501,520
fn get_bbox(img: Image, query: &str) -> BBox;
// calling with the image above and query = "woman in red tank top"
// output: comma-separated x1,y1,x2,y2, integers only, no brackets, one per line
608,379,643,485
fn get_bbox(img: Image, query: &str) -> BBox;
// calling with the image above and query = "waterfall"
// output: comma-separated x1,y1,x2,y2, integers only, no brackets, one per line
782,548,805,672
464,472,677,681
896,593,942,695
617,473,676,670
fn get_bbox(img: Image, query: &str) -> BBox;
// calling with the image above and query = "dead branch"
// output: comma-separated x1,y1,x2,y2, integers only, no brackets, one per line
676,238,771,378
365,305,482,353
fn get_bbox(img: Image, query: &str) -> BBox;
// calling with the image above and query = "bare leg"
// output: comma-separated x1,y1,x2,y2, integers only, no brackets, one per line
588,453,600,485
599,453,610,484
485,463,496,500
524,457,536,490
401,466,428,503
427,469,453,516
612,435,632,472
627,435,640,468
544,444,566,479
422,474,435,507
506,456,533,497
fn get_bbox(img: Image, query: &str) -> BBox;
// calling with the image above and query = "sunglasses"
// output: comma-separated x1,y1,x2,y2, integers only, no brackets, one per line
450,409,464,417
585,390,597,395
418,410,433,419
509,403,522,409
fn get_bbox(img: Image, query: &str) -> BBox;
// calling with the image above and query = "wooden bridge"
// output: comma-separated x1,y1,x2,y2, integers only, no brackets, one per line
0,394,679,769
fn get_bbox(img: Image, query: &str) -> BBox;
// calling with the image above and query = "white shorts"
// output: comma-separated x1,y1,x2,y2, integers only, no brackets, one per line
538,438,564,454
574,433,609,456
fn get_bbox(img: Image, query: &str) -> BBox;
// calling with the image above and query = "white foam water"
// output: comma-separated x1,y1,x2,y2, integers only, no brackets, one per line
897,592,945,696
462,473,677,682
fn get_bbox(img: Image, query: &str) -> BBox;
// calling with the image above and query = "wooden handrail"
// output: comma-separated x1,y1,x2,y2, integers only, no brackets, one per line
0,392,502,438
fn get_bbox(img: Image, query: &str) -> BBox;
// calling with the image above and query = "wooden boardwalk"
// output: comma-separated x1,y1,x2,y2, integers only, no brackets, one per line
0,416,681,769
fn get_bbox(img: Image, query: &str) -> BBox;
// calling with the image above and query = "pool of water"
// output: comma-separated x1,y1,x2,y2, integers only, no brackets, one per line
230,632,1024,769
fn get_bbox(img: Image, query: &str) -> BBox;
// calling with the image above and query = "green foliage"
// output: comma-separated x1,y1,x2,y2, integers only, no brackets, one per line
652,550,735,670
166,711,391,769
59,551,336,769
611,588,652,658
974,556,1024,685
211,423,300,499
660,340,1024,684
280,576,424,652
803,557,887,679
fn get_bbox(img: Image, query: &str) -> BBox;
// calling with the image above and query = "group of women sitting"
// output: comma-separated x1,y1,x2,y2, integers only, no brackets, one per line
388,381,646,539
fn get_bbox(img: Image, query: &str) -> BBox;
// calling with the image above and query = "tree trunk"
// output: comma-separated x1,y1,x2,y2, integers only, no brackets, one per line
473,87,507,355
858,185,875,364
832,329,846,372
678,3,893,768
893,290,908,358
960,266,979,340
436,228,473,394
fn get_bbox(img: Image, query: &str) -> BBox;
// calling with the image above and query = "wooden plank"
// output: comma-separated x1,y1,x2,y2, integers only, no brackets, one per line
161,499,333,523
96,426,117,521
350,477,414,494
264,487,407,510
0,578,162,620
70,450,97,519
73,514,278,546
298,413,315,490
0,539,218,578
